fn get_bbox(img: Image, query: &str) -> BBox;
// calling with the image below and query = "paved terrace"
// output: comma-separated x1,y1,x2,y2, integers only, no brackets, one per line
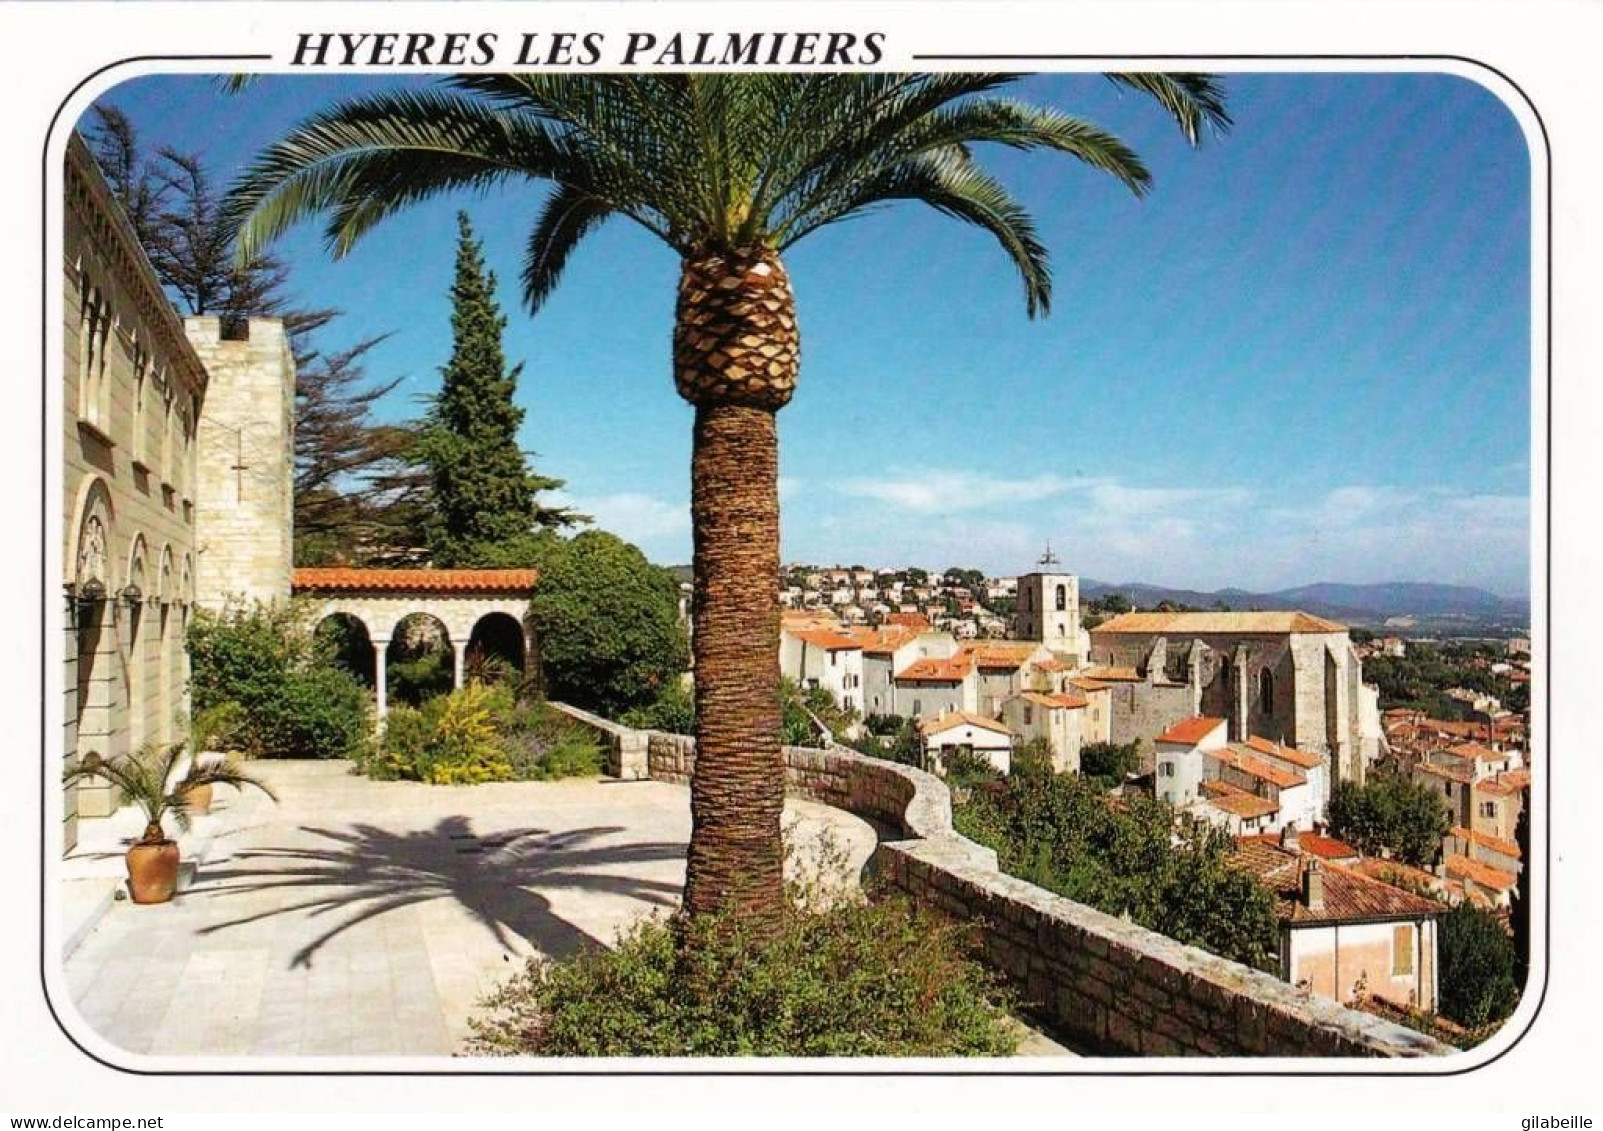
61,761,881,1058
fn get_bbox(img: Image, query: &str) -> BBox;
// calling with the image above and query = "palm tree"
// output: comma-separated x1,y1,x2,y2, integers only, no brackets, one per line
64,740,276,845
224,73,1229,935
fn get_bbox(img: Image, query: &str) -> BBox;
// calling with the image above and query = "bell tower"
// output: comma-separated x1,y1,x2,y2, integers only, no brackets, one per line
1016,543,1083,661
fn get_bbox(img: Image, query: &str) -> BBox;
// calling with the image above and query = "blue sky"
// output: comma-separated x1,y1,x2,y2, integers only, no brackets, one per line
89,71,1533,596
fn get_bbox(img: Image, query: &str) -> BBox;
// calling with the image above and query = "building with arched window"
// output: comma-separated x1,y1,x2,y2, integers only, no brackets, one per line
61,134,296,850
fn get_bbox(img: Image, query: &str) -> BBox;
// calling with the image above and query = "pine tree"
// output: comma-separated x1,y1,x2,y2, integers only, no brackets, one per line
420,213,575,565
85,105,427,565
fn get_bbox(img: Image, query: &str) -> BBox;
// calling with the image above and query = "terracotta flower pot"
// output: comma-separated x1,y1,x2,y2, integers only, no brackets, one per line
126,839,180,904
182,781,213,815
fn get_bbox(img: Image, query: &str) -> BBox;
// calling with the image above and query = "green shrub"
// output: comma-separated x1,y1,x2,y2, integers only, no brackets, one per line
467,895,1017,1057
1328,774,1452,868
942,746,1004,789
954,771,1281,971
619,681,695,735
360,685,602,784
1080,740,1140,783
188,602,370,760
1439,902,1520,1028
388,645,453,707
525,530,689,716
252,666,372,762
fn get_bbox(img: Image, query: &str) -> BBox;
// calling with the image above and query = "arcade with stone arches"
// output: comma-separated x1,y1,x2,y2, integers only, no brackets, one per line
292,569,539,719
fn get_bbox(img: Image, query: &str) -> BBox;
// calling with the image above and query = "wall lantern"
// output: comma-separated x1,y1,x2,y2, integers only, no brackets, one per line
74,577,106,626
120,583,143,608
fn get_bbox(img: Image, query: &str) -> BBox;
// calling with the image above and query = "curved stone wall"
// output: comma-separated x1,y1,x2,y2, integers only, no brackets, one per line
547,703,1456,1059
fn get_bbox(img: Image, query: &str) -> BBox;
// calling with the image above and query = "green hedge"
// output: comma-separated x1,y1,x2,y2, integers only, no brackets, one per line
188,602,370,760
467,894,1017,1056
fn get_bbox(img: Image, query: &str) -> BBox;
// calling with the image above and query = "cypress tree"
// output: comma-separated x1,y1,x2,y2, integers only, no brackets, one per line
421,212,574,564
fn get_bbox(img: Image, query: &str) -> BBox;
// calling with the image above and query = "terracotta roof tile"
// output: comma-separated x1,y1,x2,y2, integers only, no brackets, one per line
1014,691,1088,711
292,567,537,594
1216,746,1307,789
1415,760,1474,785
1241,734,1323,770
1067,676,1113,692
793,628,863,652
1239,832,1358,860
1445,853,1517,893
886,611,932,630
962,641,1041,670
1091,610,1348,635
895,654,974,682
1082,665,1141,682
922,711,1012,738
1231,842,1445,924
1155,716,1227,745
1201,780,1278,819
1450,826,1522,859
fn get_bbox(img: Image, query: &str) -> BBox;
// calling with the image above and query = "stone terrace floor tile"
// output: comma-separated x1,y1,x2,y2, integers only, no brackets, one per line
61,760,878,1062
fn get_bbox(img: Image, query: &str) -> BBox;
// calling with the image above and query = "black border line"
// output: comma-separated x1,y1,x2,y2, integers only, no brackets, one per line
39,50,1552,1081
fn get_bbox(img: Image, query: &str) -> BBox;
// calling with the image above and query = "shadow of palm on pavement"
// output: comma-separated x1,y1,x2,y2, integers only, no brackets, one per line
193,815,686,969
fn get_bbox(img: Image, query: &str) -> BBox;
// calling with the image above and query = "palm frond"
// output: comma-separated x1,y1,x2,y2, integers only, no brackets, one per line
521,184,616,313
1106,73,1233,145
223,89,577,261
785,149,1052,317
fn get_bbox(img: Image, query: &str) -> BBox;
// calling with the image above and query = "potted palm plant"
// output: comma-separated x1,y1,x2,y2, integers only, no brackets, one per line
63,740,275,904
181,702,248,815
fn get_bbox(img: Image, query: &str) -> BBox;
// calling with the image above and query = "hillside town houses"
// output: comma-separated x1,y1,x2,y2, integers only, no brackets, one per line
778,553,1532,1016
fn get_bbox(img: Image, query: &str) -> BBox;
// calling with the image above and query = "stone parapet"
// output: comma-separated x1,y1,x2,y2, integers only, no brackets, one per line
549,704,1455,1059
545,701,649,780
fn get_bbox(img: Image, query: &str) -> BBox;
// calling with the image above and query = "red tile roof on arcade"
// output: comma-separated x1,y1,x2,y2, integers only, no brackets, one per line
292,568,538,594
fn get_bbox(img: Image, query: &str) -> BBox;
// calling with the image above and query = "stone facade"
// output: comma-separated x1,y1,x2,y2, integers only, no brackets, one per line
61,136,298,852
1091,613,1383,783
62,135,210,847
555,705,1454,1058
187,316,296,610
1016,570,1086,662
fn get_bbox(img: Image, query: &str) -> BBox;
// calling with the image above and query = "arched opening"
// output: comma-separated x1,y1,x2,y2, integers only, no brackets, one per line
466,612,526,691
1055,584,1067,612
1259,668,1275,715
157,547,174,742
71,481,114,766
386,612,453,707
125,538,148,749
314,613,376,690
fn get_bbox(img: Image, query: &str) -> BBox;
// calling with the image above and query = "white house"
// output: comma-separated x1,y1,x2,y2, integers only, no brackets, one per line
779,626,865,714
922,711,1015,776
1153,716,1229,807
1237,735,1329,829
852,626,958,720
1232,836,1444,1013
894,651,978,721
999,690,1087,773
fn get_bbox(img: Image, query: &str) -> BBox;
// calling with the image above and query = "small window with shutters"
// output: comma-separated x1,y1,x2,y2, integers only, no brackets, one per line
1392,924,1415,976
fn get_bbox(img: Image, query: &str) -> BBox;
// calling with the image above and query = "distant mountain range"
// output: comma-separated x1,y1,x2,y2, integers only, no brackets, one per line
1081,579,1530,629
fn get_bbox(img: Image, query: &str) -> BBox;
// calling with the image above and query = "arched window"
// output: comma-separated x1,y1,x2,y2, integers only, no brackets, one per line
1055,584,1067,611
1259,668,1275,714
77,266,110,428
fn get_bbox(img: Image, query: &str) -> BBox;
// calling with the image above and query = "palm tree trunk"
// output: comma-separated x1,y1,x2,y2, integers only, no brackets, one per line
683,402,784,927
674,246,799,933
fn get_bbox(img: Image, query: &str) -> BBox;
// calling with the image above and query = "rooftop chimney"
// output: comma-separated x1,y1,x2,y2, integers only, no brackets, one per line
1280,824,1301,852
1302,859,1326,911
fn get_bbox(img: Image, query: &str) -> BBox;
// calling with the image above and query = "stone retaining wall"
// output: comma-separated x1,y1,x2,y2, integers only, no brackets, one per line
544,701,649,780
550,704,1455,1059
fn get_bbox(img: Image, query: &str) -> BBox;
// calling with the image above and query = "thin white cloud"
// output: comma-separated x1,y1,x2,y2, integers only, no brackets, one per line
560,491,690,542
832,469,1085,512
